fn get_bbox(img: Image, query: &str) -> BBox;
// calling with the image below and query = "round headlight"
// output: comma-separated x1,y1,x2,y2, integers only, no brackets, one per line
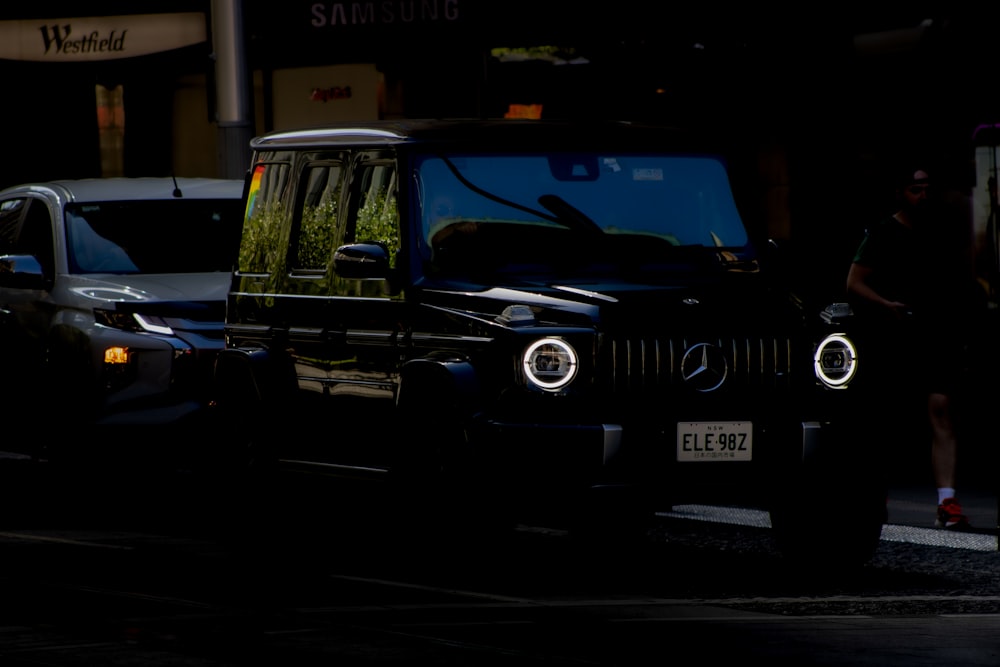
523,338,578,391
814,333,858,388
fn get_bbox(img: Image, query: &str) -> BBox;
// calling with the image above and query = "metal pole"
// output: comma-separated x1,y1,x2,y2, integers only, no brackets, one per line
211,0,253,179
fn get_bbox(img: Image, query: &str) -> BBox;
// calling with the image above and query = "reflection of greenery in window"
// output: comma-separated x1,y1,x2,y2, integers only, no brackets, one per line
294,164,343,271
355,185,399,267
297,194,339,269
239,198,286,273
238,161,290,274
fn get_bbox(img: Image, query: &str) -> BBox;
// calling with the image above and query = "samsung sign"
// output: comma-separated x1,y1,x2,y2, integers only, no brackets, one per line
309,1,460,27
0,12,207,62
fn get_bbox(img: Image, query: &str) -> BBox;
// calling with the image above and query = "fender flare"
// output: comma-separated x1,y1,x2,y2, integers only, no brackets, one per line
397,351,481,416
214,346,296,407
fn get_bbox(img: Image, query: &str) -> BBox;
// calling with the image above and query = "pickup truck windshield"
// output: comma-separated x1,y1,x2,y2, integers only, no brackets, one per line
66,199,244,274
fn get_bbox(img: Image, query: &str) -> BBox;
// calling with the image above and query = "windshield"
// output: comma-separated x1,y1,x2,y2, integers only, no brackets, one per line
65,199,244,274
413,152,754,278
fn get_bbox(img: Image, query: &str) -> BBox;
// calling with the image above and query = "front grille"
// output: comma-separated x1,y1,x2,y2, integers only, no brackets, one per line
605,335,794,394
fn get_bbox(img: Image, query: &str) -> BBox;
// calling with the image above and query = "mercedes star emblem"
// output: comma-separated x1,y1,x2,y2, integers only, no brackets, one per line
680,342,728,392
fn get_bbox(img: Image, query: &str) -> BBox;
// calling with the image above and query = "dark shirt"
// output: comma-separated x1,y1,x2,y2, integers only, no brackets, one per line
850,210,983,393
852,213,978,327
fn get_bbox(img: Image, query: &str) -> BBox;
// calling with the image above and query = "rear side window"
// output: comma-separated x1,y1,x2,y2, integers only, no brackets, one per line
0,198,27,255
291,162,345,272
240,160,292,274
349,157,399,266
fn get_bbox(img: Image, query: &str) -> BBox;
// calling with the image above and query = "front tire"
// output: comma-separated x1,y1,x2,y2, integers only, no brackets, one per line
391,372,515,548
770,462,886,573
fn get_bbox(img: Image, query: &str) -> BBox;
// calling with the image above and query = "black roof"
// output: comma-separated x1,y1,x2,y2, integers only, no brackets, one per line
249,118,732,153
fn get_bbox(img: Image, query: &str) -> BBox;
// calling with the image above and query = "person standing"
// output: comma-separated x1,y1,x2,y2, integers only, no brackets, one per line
846,165,984,530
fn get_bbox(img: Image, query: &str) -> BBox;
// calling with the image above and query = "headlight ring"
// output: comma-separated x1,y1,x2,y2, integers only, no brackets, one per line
814,333,858,388
523,337,578,391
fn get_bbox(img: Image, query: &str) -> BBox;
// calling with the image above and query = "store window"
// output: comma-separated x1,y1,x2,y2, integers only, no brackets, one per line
96,84,125,177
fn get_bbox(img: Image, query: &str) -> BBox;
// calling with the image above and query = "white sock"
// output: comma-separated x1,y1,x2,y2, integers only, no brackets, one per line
938,488,956,505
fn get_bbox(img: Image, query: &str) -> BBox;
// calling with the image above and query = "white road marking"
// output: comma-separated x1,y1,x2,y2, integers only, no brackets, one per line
658,505,999,552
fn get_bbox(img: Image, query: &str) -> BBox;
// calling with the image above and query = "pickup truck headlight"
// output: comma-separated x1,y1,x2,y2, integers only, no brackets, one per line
523,337,578,391
95,308,175,335
814,333,858,388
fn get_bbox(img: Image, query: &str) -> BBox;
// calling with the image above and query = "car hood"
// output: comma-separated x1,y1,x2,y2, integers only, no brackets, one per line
62,272,231,305
421,272,804,331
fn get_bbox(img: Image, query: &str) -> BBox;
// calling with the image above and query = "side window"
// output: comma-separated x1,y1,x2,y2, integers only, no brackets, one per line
0,198,27,256
291,162,344,272
17,199,55,278
239,160,292,274
350,157,400,267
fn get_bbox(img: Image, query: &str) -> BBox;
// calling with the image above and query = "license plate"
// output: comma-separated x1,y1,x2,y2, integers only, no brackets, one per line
677,422,752,462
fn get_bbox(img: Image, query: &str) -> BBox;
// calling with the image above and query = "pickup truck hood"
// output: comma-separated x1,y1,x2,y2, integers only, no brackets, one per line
63,272,231,304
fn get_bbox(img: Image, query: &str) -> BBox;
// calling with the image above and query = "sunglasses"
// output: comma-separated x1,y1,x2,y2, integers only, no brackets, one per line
906,184,930,195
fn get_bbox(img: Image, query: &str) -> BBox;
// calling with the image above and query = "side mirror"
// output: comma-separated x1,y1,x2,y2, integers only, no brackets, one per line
820,302,854,325
332,242,390,279
0,254,47,290
756,238,794,285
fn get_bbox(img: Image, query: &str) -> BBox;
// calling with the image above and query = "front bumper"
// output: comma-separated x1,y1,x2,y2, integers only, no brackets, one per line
95,398,209,426
469,416,847,509
91,330,222,426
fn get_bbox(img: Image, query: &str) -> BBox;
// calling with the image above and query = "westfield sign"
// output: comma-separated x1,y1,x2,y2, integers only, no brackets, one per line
0,12,207,62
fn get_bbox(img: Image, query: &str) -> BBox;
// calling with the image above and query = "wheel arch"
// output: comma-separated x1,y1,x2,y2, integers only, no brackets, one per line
214,346,297,408
397,351,482,415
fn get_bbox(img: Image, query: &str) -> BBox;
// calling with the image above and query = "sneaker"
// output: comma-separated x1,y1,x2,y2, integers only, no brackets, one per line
936,497,972,530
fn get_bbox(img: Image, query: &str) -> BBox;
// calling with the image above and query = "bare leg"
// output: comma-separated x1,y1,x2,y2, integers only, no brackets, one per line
928,391,957,490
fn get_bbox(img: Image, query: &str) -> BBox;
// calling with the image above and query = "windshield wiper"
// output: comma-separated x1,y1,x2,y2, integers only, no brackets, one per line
537,194,604,236
438,156,603,236
440,155,552,220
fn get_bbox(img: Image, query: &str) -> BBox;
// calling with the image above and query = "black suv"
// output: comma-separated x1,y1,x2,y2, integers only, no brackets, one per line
214,119,883,567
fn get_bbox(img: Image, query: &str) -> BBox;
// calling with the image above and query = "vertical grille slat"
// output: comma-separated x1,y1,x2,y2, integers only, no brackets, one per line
606,335,794,394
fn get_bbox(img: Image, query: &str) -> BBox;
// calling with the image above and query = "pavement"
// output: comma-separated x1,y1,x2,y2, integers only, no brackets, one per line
886,483,997,535
3,440,997,551
881,419,998,546
657,448,1000,553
